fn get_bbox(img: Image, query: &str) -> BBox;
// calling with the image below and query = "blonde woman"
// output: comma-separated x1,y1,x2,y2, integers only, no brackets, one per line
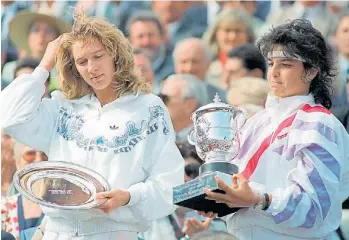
227,77,269,118
0,13,184,240
227,77,270,106
203,9,255,89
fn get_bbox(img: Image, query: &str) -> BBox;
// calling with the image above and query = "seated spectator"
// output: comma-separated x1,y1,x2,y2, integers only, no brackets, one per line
159,74,207,142
2,10,70,89
222,43,267,89
74,0,150,33
173,38,227,103
133,48,155,91
203,9,255,89
1,1,28,64
29,0,76,24
176,140,203,182
1,142,47,240
217,0,265,36
10,57,51,98
227,77,270,117
152,1,208,49
1,132,16,196
127,11,174,93
331,10,349,130
262,0,337,40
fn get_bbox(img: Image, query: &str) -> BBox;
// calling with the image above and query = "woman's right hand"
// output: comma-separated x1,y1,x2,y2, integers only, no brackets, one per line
38,34,66,72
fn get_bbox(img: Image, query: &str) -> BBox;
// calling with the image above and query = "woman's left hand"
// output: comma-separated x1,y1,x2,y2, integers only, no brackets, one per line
204,173,259,208
95,189,130,214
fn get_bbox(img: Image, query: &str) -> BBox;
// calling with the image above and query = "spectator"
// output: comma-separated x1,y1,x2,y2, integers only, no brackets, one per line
227,77,270,118
263,0,337,40
133,48,155,91
29,0,75,24
331,10,349,129
1,1,28,64
127,11,174,93
1,132,16,196
74,0,150,33
222,43,267,89
173,38,227,103
12,57,51,98
2,11,70,87
176,140,203,181
1,142,47,240
203,9,255,89
217,0,265,36
160,74,207,142
152,1,208,48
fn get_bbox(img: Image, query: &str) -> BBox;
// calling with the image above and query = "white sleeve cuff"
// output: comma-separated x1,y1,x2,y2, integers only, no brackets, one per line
125,184,142,207
266,189,282,214
33,67,50,84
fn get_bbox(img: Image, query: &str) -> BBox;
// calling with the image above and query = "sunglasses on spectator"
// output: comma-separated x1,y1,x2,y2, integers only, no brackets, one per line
22,150,48,162
29,25,57,35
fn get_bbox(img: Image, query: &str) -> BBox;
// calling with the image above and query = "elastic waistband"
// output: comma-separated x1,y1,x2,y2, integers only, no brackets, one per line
46,217,142,236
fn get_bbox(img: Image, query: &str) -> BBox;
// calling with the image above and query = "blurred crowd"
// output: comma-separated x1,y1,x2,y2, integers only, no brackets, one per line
1,1,349,240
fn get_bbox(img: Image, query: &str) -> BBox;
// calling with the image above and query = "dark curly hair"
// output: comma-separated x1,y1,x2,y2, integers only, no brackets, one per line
257,19,336,109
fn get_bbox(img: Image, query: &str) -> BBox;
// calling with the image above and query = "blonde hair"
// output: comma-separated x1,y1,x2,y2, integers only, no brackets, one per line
56,13,151,99
203,9,255,56
227,77,270,107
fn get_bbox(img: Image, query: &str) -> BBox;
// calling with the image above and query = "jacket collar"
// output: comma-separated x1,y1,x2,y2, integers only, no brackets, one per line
265,92,315,117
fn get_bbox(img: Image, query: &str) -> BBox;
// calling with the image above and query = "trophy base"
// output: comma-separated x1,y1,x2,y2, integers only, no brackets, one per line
200,162,238,175
173,171,241,217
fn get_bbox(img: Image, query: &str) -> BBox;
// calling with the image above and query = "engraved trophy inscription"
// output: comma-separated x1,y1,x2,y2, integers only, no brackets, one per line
173,94,247,216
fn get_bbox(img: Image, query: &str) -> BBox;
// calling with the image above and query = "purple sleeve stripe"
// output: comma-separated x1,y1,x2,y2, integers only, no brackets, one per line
300,204,317,228
273,145,284,155
273,186,303,224
284,144,340,180
307,144,340,179
293,119,337,144
302,155,331,219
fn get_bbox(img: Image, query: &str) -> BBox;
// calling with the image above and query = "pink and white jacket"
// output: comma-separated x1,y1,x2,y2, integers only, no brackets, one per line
226,93,349,240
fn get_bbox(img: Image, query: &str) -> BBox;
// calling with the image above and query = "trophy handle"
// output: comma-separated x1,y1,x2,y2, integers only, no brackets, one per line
236,109,248,130
187,128,196,145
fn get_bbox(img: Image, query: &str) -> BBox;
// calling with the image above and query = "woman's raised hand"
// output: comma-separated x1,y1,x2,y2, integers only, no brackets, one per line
38,34,67,72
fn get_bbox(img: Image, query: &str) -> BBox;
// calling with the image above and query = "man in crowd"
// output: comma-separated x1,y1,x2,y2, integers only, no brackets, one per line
173,38,226,103
160,74,207,142
222,43,267,89
127,11,174,92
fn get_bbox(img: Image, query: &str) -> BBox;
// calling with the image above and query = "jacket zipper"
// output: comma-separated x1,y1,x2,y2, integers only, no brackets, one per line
270,97,280,145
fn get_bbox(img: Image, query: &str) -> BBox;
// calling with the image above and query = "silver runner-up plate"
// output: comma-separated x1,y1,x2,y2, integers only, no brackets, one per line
13,161,110,210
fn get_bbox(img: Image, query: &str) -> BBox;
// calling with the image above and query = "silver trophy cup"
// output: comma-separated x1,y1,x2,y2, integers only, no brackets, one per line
173,94,247,216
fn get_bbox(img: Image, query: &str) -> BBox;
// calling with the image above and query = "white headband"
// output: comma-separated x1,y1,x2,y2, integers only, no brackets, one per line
267,51,305,62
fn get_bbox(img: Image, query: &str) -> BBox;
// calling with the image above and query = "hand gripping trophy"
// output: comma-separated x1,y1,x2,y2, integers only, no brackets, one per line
173,94,247,216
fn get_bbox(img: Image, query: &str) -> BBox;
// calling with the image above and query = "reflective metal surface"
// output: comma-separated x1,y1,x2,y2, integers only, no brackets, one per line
13,161,110,209
188,93,247,162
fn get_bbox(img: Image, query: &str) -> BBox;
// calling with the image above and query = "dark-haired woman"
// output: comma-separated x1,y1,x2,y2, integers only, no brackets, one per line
198,19,349,239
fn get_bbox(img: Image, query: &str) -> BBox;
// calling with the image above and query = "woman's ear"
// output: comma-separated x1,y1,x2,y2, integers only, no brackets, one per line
308,67,319,81
302,67,319,83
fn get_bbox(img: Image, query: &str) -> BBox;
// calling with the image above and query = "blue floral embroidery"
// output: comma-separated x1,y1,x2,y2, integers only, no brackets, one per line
56,105,168,154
